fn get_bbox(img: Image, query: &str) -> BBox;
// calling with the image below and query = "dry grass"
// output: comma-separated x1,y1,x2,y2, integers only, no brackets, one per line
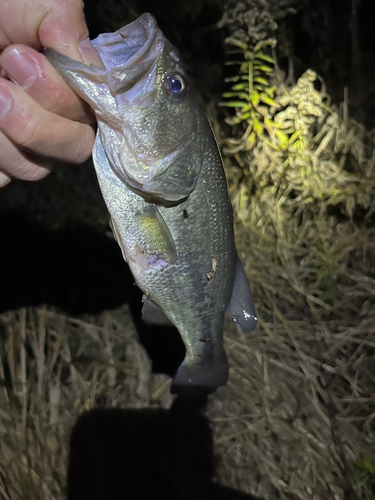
207,66,375,497
0,288,374,499
208,313,375,499
0,306,173,500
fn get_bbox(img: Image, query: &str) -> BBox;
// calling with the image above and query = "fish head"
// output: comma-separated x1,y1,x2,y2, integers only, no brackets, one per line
45,13,205,202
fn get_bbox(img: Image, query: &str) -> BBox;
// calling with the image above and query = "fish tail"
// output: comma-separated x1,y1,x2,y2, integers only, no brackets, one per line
171,349,229,394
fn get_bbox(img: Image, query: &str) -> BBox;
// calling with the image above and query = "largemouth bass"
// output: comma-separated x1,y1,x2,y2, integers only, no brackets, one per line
45,13,257,392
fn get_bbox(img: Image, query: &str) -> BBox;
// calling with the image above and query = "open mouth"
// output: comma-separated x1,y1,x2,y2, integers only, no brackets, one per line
92,14,162,93
92,14,156,67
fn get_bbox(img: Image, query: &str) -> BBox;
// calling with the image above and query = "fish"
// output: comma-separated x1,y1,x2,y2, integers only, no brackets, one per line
45,13,257,392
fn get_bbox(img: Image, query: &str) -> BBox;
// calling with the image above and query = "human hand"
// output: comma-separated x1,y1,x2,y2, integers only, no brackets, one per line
0,0,101,187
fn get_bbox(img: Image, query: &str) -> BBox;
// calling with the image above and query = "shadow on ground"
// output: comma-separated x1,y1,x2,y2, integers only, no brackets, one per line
0,211,185,376
68,393,261,500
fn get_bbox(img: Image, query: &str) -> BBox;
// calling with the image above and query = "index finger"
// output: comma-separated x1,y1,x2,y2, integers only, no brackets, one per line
1,44,95,124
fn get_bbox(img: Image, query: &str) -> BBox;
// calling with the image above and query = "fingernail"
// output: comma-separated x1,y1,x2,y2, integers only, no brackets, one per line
0,87,12,120
2,48,37,89
78,37,104,68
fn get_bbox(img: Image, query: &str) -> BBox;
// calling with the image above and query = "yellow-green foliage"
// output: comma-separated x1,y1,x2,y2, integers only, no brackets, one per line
352,454,375,499
221,37,277,152
222,38,375,307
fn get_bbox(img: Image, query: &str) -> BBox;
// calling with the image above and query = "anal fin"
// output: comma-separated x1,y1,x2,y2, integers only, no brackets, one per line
227,257,258,332
141,296,173,326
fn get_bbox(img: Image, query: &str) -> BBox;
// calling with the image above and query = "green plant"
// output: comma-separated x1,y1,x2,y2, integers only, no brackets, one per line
220,37,278,153
352,454,375,499
220,30,375,307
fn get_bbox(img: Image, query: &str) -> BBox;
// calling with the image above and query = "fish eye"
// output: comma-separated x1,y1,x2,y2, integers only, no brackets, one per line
166,73,187,100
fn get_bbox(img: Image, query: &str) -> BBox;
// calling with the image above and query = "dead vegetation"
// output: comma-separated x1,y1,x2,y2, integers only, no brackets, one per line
0,306,174,499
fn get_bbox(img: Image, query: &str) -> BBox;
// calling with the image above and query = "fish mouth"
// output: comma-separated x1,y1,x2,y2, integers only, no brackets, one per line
92,13,167,94
93,13,156,67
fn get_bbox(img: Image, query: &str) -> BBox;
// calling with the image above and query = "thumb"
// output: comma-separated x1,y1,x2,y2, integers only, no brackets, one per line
38,0,102,65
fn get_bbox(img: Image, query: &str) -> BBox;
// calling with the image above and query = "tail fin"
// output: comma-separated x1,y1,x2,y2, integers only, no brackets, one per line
171,350,228,394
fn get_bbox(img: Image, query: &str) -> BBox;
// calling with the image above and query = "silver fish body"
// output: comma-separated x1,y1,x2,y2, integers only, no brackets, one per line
45,13,257,391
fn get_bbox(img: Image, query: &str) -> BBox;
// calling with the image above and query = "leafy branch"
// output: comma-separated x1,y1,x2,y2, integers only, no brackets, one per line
220,38,278,153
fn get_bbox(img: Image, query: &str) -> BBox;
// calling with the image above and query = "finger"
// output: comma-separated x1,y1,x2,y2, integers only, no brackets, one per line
0,79,95,164
0,169,11,187
0,129,53,181
38,0,102,65
1,45,95,124
0,0,102,66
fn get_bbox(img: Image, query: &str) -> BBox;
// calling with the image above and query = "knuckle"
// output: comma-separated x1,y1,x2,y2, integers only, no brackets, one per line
48,91,68,115
69,125,95,163
16,115,44,150
0,83,44,150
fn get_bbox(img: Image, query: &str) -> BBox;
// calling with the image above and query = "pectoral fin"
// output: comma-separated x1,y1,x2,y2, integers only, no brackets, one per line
141,297,173,326
93,136,177,268
227,257,258,332
135,205,177,265
110,206,177,268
